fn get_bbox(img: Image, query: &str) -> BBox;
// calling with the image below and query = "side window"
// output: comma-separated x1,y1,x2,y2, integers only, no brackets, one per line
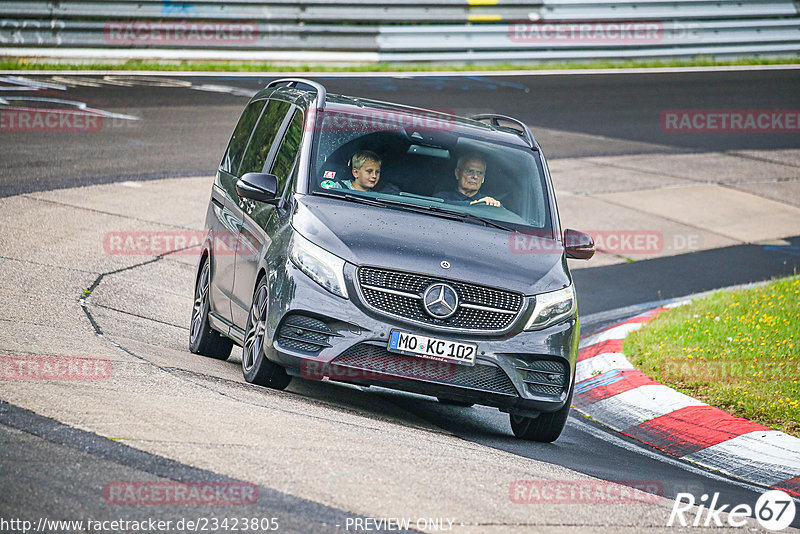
238,100,291,177
270,110,304,195
220,100,266,175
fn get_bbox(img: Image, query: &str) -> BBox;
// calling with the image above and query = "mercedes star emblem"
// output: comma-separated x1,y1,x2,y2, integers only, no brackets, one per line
422,283,459,319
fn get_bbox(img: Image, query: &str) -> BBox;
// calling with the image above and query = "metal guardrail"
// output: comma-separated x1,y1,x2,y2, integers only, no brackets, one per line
0,1,544,24
0,0,794,22
538,0,800,21
0,20,378,50
0,0,798,63
4,18,800,53
379,20,800,51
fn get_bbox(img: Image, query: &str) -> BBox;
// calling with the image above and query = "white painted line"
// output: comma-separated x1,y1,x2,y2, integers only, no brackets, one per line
684,431,800,487
580,322,643,348
575,352,633,383
582,384,706,431
190,84,257,98
0,75,67,90
0,96,140,121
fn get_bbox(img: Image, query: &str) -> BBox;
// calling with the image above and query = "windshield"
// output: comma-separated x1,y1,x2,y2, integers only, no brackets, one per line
308,108,552,233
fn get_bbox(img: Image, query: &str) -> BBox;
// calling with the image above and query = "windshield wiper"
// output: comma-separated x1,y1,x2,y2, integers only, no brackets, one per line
418,204,513,231
311,191,512,231
376,199,513,231
312,191,387,208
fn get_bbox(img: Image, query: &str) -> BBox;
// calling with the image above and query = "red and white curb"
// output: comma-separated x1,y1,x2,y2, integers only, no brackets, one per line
574,307,800,497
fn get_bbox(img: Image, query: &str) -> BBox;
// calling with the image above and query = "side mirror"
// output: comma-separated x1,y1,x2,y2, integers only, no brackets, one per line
236,172,279,204
564,229,595,260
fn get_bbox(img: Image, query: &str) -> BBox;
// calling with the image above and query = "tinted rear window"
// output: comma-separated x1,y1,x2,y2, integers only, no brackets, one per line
239,100,292,177
220,100,265,175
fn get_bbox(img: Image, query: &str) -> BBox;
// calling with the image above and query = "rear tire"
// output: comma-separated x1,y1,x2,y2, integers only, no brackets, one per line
510,384,573,443
189,258,233,360
241,277,291,390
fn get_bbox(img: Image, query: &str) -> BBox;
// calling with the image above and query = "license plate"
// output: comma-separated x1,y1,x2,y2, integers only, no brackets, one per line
387,330,476,366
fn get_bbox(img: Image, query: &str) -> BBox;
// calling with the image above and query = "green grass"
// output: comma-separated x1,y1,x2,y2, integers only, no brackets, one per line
2,56,800,72
625,275,800,437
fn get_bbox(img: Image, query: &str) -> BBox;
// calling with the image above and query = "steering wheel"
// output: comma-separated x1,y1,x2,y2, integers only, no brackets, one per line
493,191,512,202
470,191,509,208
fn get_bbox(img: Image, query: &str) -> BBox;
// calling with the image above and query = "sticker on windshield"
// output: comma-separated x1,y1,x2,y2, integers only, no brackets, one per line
323,170,336,179
320,180,337,189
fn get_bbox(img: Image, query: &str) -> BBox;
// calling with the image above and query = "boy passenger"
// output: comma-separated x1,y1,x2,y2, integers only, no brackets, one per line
341,150,382,191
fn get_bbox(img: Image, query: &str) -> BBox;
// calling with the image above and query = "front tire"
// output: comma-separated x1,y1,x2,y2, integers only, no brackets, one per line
510,384,573,443
242,277,291,390
189,258,233,360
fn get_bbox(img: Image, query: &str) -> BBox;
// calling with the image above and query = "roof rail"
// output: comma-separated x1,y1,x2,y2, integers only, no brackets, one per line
266,78,327,111
470,114,535,148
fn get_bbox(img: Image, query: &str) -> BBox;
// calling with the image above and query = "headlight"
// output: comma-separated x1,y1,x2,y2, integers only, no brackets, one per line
524,284,576,330
289,232,349,298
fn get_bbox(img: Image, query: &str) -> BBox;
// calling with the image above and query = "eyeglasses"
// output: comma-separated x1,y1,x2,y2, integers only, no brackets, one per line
459,168,485,178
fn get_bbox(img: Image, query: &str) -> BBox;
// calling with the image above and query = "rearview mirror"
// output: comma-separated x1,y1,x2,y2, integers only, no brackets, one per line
236,173,279,204
564,229,595,260
404,128,458,150
407,145,450,159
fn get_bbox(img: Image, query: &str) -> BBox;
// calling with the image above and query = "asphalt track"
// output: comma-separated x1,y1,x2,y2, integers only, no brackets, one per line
0,402,374,533
1,71,800,530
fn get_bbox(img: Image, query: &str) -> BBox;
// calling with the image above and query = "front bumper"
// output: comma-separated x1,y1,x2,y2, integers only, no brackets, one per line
265,261,579,416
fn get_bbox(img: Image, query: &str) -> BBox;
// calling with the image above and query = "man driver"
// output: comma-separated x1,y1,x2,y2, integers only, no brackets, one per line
435,154,501,207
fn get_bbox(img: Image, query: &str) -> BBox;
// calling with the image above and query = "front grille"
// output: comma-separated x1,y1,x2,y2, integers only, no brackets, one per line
276,315,336,354
357,267,523,332
516,359,567,397
332,343,518,396
526,382,563,396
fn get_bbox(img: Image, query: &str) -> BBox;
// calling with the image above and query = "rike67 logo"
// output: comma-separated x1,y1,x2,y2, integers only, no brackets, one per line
668,490,796,531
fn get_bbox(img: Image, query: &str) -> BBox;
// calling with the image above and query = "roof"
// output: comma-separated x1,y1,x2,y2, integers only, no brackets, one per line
253,80,538,149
